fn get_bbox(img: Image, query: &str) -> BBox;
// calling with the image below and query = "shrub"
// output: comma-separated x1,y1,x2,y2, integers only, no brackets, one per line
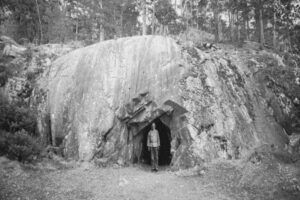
26,68,44,82
0,91,42,162
0,99,36,135
179,28,215,44
0,129,41,162
0,93,41,162
26,70,36,81
0,130,8,155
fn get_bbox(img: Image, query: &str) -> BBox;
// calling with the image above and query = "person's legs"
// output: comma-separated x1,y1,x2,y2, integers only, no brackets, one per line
154,147,159,171
150,147,155,170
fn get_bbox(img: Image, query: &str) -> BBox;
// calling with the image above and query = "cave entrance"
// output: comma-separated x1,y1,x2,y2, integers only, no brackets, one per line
137,118,172,166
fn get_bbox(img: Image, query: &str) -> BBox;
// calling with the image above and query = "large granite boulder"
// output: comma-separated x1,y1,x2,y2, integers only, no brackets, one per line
48,36,288,168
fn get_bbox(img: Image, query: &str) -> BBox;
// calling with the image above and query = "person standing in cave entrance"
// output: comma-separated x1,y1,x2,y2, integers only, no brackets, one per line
147,123,160,172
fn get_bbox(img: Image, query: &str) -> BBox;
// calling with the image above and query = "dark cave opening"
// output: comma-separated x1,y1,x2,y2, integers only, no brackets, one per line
139,118,172,166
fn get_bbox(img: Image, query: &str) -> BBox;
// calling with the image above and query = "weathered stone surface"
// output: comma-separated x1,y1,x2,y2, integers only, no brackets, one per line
254,53,300,135
0,36,26,57
48,36,289,168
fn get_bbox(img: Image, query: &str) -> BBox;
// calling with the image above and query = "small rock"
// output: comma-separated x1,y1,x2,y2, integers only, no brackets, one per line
119,177,129,187
44,58,51,66
291,178,298,184
199,170,205,175
296,77,300,85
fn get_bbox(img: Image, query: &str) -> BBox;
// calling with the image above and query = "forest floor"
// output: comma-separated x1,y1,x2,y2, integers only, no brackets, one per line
0,153,300,200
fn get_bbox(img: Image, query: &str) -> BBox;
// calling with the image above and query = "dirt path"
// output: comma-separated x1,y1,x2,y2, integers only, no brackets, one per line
0,157,299,200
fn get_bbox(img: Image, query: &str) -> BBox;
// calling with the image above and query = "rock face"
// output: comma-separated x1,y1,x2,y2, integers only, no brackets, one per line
0,35,26,57
48,36,288,168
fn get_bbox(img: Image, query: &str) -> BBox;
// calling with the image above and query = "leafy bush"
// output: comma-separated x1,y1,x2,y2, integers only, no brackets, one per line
0,97,41,162
0,99,36,135
26,68,44,82
26,70,36,81
0,130,41,162
169,20,187,35
155,0,177,26
179,28,215,44
0,131,7,155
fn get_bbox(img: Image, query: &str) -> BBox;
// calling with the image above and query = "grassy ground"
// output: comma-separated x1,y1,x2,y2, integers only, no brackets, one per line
0,154,299,200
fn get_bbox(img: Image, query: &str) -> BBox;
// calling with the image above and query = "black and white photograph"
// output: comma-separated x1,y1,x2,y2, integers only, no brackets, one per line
0,0,300,199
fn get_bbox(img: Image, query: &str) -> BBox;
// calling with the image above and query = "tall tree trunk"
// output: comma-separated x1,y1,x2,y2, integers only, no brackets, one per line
75,18,79,41
159,23,163,35
142,0,147,35
246,18,250,40
196,8,199,29
212,0,220,42
287,28,292,52
273,6,277,49
183,0,189,32
237,12,240,45
113,7,117,38
214,10,219,42
165,26,169,35
120,7,124,37
259,5,265,49
218,16,223,42
241,16,246,43
60,4,67,43
35,0,43,43
255,10,259,43
152,2,156,34
229,11,234,42
100,24,105,41
174,0,177,11
99,0,105,41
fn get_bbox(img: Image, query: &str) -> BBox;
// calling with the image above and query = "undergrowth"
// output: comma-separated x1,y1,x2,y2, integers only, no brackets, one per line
0,95,41,163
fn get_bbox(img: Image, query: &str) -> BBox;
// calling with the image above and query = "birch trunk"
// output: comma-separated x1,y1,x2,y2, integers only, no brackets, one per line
142,0,147,35
99,0,105,41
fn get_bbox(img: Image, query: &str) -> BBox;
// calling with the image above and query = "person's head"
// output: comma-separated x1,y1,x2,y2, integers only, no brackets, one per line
151,123,156,130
